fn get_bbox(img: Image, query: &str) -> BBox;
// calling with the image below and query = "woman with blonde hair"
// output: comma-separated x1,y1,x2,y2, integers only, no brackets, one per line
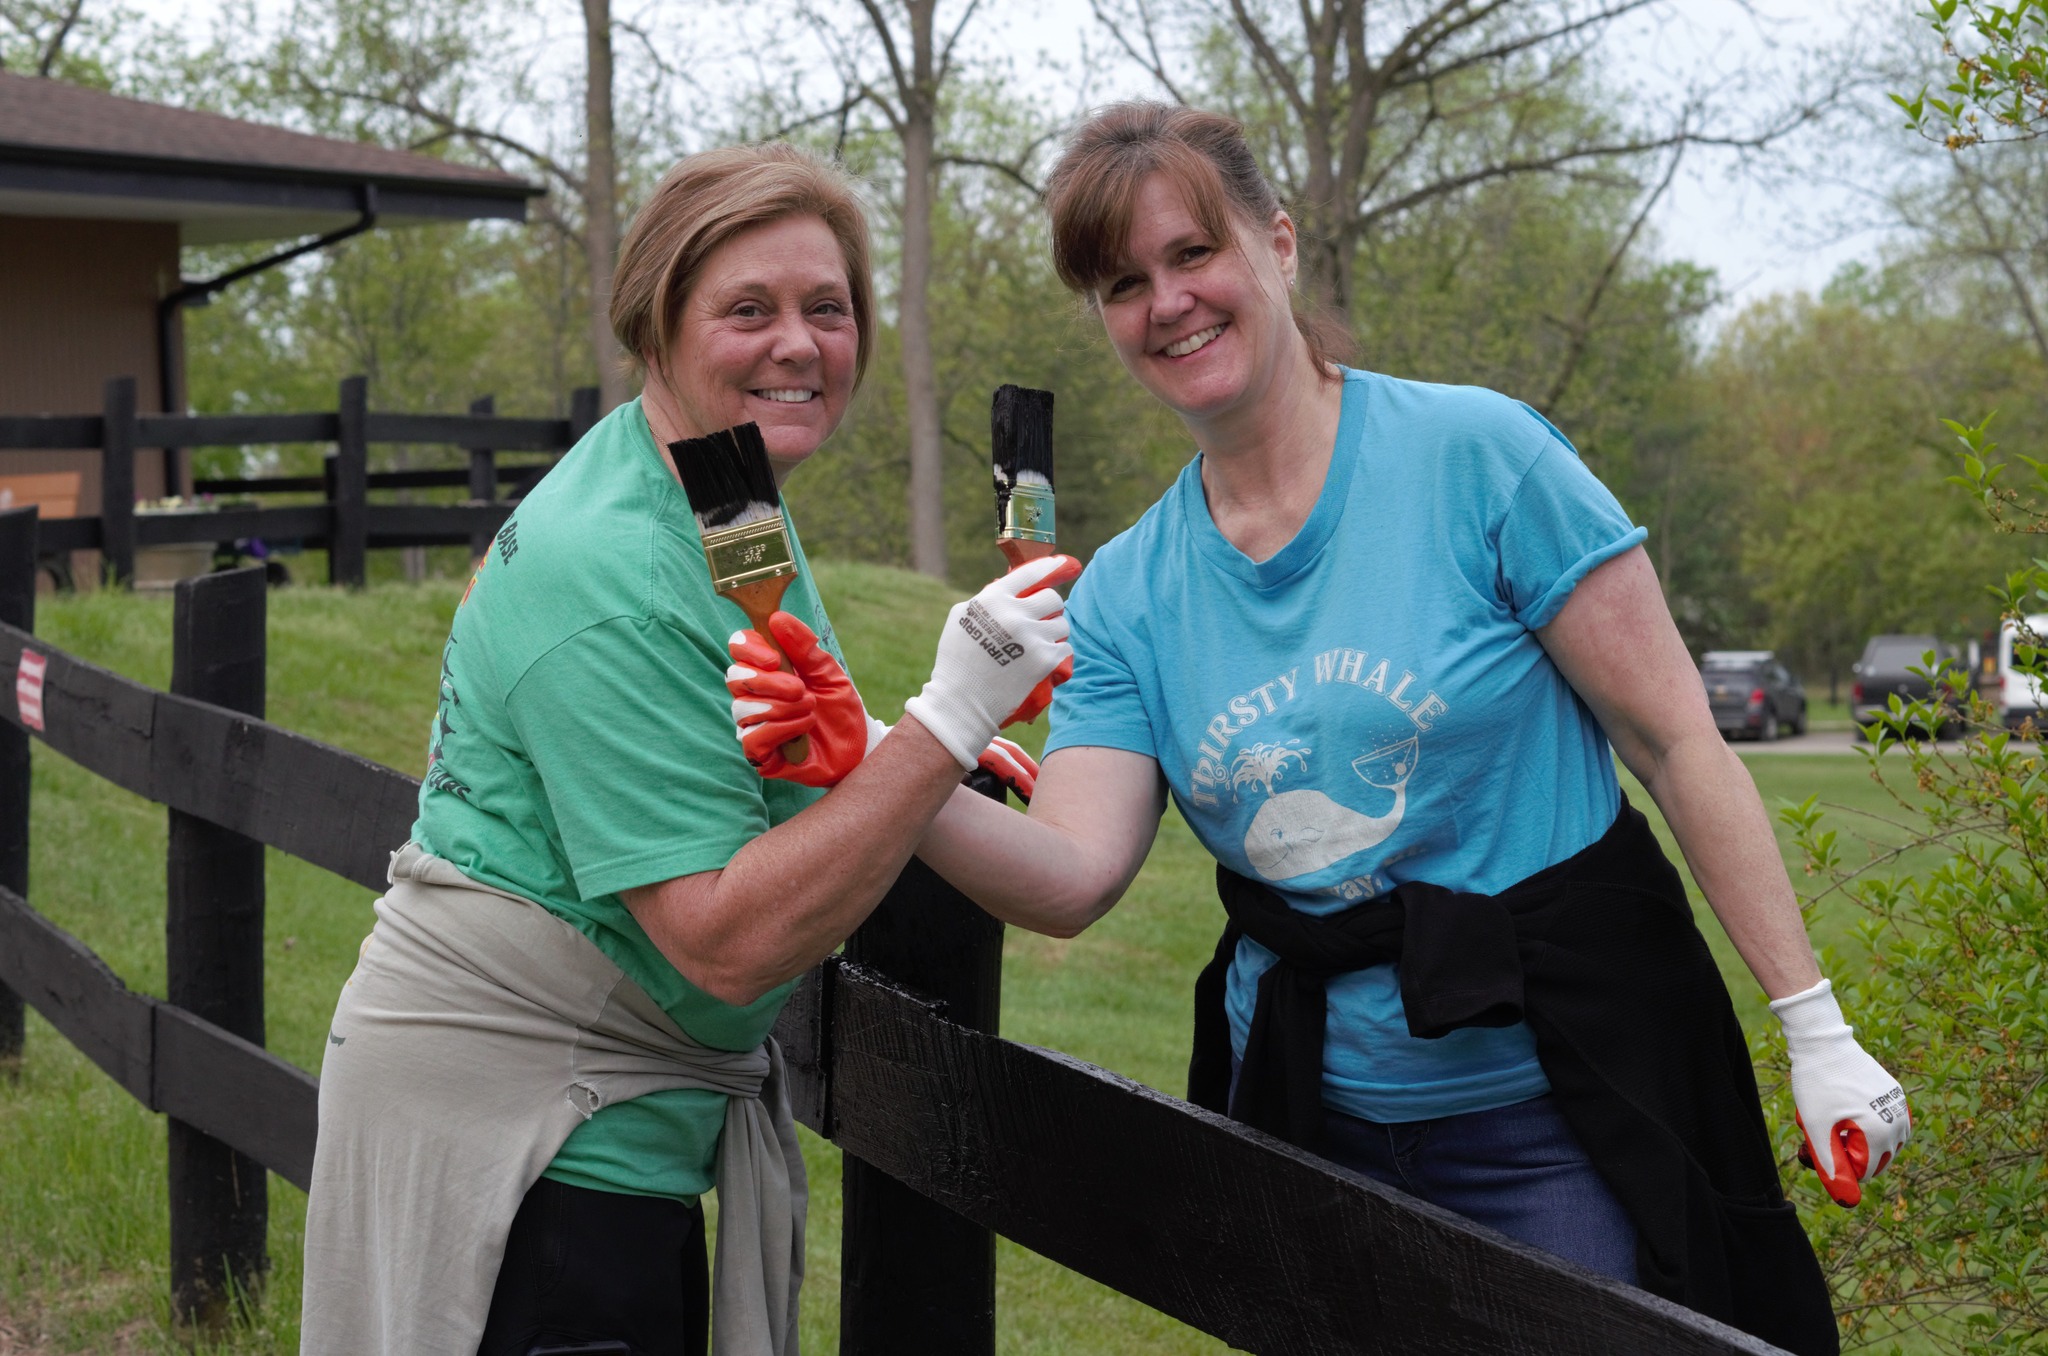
299,142,1075,1356
751,104,1907,1354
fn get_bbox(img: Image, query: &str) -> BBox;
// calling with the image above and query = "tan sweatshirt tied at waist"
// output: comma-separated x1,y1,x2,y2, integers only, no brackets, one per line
300,842,806,1355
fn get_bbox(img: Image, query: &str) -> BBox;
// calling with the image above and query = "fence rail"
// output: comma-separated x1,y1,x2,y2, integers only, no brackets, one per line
0,503,1789,1352
0,377,598,587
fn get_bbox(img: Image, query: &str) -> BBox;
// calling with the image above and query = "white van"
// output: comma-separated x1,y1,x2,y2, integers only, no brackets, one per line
1998,614,2048,730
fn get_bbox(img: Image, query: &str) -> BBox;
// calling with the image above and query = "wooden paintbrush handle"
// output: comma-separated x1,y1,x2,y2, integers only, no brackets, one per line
725,576,811,765
998,538,1057,570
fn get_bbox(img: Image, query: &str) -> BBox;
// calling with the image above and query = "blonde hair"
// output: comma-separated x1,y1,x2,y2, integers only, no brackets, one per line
1044,102,1352,375
611,143,875,385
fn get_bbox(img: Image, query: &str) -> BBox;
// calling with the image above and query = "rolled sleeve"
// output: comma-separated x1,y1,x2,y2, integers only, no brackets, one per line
1497,427,1647,631
1044,567,1158,760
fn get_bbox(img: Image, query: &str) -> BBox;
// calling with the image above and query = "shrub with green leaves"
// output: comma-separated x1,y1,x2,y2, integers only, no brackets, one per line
1752,418,2047,1353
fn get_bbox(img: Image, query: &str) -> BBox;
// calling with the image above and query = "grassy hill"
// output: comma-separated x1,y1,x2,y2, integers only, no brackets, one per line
0,563,1900,1353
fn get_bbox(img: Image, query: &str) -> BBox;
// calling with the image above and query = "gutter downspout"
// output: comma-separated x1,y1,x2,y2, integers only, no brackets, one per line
155,183,380,492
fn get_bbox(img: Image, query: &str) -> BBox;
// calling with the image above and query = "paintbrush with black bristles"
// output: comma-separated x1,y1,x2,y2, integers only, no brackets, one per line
667,422,809,764
992,384,1056,569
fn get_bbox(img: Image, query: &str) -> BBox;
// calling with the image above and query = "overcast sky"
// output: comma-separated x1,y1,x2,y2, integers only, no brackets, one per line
128,0,1916,327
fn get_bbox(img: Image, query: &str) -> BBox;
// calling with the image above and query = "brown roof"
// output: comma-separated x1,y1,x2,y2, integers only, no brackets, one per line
0,71,536,194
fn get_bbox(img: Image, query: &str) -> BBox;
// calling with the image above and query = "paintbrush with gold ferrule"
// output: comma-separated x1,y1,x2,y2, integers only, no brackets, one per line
992,384,1056,569
667,421,809,764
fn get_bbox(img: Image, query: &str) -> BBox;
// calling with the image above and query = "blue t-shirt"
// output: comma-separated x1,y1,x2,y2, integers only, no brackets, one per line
1045,368,1647,1123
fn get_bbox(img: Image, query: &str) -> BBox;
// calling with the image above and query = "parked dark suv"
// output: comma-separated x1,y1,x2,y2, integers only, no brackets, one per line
1852,635,1962,739
1701,650,1807,741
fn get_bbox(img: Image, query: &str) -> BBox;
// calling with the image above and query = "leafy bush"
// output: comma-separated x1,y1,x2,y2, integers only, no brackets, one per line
1753,417,2048,1353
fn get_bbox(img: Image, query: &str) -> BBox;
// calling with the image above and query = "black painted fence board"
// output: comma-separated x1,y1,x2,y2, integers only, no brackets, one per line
838,777,1005,1356
364,412,573,451
0,886,154,1103
0,885,318,1190
331,377,368,588
32,517,100,552
0,621,415,891
0,416,101,449
152,1004,317,1192
194,464,556,496
0,509,30,1065
137,414,338,448
101,377,137,585
363,503,514,540
166,567,270,1322
134,506,332,547
817,963,1787,1356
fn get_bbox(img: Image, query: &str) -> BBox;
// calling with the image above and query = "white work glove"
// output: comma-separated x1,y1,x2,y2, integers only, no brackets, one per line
1771,978,1910,1207
903,554,1081,769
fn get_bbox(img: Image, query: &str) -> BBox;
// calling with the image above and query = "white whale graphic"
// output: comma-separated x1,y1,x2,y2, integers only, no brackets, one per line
1243,736,1418,881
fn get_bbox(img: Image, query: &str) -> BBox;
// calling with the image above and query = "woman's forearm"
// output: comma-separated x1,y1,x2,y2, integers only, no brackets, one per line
623,717,968,1005
1538,549,1823,1004
1635,730,1823,1001
916,745,1169,939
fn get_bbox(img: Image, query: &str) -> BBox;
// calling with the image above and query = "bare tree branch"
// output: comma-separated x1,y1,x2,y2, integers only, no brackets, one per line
301,77,585,192
851,0,913,101
1539,143,1683,412
613,16,688,88
933,0,983,88
1089,0,1190,104
34,0,83,76
1956,163,2048,366
937,142,1054,198
1227,0,1314,130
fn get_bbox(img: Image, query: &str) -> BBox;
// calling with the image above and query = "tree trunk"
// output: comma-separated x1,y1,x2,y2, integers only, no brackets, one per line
900,4,945,579
583,0,626,414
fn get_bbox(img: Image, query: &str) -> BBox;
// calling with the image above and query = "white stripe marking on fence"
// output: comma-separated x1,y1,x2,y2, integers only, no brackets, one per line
17,649,46,731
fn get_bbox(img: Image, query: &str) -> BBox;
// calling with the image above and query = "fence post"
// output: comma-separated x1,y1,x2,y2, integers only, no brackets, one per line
568,385,600,446
467,395,497,559
0,506,34,1073
166,565,269,1326
839,772,1005,1355
101,376,138,588
330,375,368,588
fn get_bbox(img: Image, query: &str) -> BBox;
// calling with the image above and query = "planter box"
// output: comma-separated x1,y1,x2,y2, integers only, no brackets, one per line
134,542,215,591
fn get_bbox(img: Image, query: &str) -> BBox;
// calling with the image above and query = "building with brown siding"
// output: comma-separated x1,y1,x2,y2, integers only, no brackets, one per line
0,71,540,521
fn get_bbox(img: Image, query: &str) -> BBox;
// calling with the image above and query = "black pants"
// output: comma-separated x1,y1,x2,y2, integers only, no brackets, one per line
477,1176,709,1356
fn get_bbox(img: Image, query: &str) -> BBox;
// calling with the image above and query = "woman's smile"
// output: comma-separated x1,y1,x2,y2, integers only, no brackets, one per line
1161,323,1228,359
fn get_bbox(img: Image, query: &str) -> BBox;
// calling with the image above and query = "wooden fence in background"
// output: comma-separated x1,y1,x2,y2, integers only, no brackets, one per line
0,375,598,588
0,505,1790,1352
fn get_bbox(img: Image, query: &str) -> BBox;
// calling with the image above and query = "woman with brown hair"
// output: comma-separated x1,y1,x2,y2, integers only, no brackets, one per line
298,142,1076,1356
751,103,1905,1354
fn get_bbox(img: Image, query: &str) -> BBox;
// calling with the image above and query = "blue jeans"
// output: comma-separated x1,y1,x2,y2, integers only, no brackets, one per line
1229,1056,1637,1282
1320,1093,1639,1284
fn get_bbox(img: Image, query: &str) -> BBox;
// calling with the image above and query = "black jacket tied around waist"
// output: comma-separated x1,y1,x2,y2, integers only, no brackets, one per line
1188,798,1840,1356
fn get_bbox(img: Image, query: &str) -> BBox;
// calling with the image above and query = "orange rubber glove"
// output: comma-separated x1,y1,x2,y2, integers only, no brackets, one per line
977,734,1040,802
1000,556,1083,728
726,613,871,788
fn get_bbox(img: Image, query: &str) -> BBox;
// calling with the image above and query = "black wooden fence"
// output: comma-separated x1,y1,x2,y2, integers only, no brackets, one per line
0,376,598,588
0,503,1792,1352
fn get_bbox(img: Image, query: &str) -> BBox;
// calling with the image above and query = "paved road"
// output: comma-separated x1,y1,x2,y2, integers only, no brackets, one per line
1731,729,1971,755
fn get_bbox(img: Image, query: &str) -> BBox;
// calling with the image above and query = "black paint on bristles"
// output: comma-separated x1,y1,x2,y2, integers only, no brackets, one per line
667,422,780,529
991,385,1056,488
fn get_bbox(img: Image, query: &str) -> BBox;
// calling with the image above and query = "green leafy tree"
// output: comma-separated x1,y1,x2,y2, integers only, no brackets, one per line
1896,0,2047,147
1698,286,2038,697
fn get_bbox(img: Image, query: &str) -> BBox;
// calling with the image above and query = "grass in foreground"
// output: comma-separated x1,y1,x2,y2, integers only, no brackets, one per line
0,566,1920,1352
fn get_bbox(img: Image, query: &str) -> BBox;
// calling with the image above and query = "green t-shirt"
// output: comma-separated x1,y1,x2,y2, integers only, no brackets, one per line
412,396,838,1203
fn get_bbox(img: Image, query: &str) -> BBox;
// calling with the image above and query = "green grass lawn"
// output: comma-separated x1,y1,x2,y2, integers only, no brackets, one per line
0,566,1933,1352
